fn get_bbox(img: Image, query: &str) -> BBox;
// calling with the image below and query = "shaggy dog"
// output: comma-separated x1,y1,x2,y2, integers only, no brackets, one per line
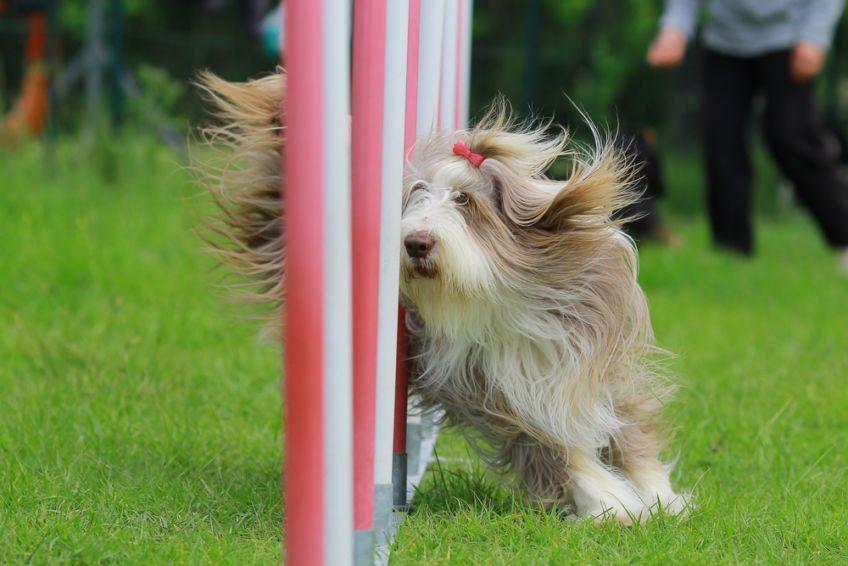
198,71,688,524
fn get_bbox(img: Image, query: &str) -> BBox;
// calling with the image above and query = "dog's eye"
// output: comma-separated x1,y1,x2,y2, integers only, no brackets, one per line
410,181,427,193
453,192,469,206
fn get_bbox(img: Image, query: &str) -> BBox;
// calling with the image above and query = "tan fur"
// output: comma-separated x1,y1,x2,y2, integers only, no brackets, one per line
197,71,688,523
195,70,286,331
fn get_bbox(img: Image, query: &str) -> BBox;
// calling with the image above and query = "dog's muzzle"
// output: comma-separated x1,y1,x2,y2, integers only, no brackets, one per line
404,230,438,277
404,231,435,260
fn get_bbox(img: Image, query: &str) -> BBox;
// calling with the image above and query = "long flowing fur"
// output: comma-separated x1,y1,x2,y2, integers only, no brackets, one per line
195,70,286,329
399,103,682,517
197,71,687,523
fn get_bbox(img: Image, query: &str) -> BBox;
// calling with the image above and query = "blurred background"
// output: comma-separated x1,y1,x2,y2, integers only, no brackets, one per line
3,0,848,216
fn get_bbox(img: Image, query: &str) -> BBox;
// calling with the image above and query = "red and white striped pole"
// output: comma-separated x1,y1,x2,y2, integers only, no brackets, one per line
283,1,471,560
351,0,388,560
373,0,411,540
283,0,353,564
391,0,421,512
391,0,473,511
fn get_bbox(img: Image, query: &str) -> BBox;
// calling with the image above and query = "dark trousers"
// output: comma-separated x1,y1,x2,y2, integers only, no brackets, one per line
615,130,666,239
701,48,848,253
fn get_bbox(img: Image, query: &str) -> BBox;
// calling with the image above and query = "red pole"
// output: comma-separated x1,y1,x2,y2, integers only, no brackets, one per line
393,307,409,456
283,1,325,563
351,0,387,552
392,0,421,510
403,0,422,155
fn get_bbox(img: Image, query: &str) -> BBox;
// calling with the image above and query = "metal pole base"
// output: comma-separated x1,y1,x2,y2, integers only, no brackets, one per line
392,452,409,511
374,483,394,538
354,529,374,566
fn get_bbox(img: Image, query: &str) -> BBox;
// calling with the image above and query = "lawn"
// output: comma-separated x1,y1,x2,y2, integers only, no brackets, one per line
1,139,846,563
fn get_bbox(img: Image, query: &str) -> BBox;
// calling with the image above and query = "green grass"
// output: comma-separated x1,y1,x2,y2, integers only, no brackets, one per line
2,139,847,563
395,226,848,563
0,140,281,563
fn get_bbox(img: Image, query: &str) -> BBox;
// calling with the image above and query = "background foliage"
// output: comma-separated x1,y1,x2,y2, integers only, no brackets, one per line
2,0,846,142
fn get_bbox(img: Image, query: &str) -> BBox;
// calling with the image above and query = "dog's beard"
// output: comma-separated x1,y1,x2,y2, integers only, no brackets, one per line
400,193,497,296
400,235,497,300
406,257,439,279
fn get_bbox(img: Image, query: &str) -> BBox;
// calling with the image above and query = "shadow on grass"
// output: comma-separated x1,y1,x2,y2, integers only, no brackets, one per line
409,450,568,520
409,450,695,531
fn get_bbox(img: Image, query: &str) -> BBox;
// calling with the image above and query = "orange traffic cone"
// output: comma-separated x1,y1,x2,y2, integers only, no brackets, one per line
1,12,49,147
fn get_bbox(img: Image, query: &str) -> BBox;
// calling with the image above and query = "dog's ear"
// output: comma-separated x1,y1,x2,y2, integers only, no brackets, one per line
466,100,637,233
484,144,636,233
534,144,637,232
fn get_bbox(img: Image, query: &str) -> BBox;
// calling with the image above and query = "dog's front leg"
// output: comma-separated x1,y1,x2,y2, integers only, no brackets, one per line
567,448,647,525
613,425,690,516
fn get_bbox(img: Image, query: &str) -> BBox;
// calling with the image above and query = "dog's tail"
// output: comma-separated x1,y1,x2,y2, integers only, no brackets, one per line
195,70,286,328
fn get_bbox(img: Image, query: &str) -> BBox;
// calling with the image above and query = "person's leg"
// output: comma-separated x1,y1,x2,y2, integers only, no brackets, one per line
759,51,848,250
701,49,758,254
620,171,680,246
615,131,664,239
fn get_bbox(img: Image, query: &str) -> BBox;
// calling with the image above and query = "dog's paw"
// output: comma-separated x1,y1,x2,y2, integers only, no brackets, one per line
577,493,648,526
643,490,692,518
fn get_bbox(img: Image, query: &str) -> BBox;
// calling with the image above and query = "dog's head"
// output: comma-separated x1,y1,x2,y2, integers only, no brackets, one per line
400,103,636,306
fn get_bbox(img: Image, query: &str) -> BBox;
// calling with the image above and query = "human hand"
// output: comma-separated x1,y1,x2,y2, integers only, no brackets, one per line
790,42,826,83
647,27,688,68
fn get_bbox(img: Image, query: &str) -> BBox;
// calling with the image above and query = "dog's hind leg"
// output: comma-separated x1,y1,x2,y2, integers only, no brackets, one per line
566,447,647,525
612,425,689,517
502,437,572,507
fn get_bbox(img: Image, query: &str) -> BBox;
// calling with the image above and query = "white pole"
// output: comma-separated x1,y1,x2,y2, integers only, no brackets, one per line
416,0,446,136
373,0,410,541
458,0,473,129
322,0,354,563
404,0,447,502
439,0,458,132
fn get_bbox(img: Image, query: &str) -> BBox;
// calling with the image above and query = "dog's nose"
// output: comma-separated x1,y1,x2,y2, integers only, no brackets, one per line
404,231,435,259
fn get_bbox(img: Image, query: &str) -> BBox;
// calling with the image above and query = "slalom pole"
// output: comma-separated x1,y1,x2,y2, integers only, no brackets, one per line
392,0,422,512
416,0,446,137
392,308,410,509
283,0,353,564
351,0,388,561
400,0,445,494
455,0,474,129
373,0,410,541
439,0,458,132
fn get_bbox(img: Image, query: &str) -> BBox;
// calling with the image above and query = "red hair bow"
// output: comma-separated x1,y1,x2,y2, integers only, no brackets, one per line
453,141,485,168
